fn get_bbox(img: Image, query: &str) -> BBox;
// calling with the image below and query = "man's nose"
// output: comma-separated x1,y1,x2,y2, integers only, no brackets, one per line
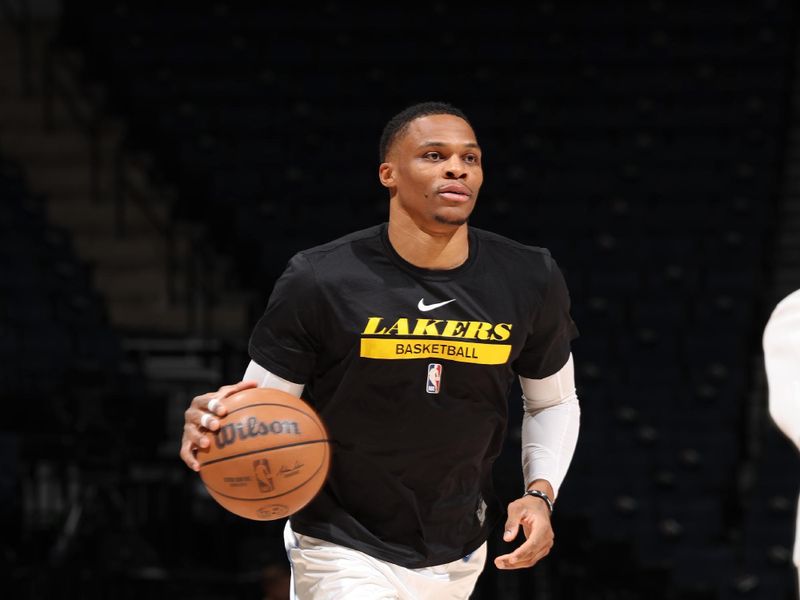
444,157,468,179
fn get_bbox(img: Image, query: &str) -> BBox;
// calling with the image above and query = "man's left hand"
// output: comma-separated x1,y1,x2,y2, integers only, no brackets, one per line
494,494,554,570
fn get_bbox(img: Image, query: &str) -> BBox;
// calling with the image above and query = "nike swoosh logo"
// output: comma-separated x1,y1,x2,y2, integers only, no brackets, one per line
418,298,456,312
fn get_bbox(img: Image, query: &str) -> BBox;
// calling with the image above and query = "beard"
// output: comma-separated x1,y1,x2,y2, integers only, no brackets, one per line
434,214,469,226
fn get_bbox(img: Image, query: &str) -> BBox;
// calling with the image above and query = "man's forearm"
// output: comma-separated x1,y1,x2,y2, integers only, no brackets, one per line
520,354,581,500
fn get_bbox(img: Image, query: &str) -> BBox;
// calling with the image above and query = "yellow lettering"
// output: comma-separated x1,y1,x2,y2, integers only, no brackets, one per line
493,323,513,341
465,321,494,340
441,320,470,338
364,316,515,342
362,317,385,335
360,338,511,365
384,318,410,336
412,319,443,336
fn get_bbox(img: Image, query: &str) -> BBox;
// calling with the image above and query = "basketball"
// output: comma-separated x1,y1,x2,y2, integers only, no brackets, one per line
197,387,331,521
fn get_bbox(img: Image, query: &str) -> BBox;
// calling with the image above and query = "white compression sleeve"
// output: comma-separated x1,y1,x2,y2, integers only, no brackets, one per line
242,360,305,398
763,288,800,449
520,353,580,499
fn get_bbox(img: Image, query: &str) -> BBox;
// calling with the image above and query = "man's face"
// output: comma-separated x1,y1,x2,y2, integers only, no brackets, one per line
380,114,483,230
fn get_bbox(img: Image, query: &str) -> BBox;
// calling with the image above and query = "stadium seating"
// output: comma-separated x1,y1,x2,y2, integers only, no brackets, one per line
0,158,121,400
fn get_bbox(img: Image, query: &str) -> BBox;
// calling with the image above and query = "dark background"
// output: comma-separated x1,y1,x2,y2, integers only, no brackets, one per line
1,1,799,598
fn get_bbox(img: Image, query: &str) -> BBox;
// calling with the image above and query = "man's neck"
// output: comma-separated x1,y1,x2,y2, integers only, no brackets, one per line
387,211,470,270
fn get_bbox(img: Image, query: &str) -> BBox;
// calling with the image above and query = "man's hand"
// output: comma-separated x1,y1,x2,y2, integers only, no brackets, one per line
179,380,258,471
494,490,554,570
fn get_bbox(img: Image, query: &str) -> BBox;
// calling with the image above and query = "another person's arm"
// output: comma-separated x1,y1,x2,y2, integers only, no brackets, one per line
763,289,800,449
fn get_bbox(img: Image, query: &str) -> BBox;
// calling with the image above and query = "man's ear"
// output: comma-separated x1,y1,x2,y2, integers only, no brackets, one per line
378,162,395,188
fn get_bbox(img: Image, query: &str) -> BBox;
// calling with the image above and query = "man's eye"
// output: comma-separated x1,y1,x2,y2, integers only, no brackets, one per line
465,154,479,164
425,152,442,160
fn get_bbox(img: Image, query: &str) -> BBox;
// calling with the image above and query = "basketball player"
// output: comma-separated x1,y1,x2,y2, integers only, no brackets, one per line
180,102,581,599
763,288,800,594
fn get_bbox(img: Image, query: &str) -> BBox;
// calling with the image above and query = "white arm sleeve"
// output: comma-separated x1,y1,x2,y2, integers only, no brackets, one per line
242,360,305,398
763,289,800,449
520,353,580,499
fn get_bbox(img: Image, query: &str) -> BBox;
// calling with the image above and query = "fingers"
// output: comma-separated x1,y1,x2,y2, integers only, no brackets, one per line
187,381,260,430
503,518,520,542
494,529,554,570
180,420,217,471
195,380,258,418
180,435,200,471
503,497,531,542
181,403,220,469
180,417,217,471
495,500,555,570
180,381,258,472
494,541,553,570
184,404,221,435
200,412,216,430
215,379,259,409
184,421,210,448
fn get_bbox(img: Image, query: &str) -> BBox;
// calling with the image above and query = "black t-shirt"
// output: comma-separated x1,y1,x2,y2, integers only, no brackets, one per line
249,223,578,568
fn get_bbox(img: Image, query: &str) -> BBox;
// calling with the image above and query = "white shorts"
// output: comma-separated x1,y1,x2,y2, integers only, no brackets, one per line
284,522,487,600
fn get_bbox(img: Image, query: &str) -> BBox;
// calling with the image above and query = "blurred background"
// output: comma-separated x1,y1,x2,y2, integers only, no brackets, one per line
1,0,799,598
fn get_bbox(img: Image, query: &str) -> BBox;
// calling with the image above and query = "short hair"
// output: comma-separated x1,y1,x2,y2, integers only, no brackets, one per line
378,101,472,162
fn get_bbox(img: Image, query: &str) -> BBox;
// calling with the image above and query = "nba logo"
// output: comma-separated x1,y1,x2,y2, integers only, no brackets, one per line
253,459,275,493
426,363,442,394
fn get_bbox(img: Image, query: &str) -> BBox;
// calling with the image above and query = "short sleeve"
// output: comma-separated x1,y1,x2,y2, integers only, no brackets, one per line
513,255,579,379
248,253,321,384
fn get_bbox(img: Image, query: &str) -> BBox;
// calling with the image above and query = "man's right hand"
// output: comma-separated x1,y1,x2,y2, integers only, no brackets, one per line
180,380,258,471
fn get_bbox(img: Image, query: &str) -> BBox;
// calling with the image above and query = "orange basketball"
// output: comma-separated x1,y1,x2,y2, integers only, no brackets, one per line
197,387,331,521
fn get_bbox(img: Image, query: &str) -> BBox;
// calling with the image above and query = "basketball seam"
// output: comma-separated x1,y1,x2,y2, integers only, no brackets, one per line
228,402,319,420
199,438,330,468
